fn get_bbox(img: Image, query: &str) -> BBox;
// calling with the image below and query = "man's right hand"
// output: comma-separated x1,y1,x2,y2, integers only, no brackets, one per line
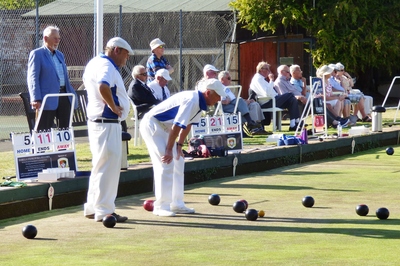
31,101,41,110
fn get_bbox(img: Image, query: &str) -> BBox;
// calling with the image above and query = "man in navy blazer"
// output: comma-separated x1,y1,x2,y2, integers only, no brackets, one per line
127,65,161,119
27,25,77,131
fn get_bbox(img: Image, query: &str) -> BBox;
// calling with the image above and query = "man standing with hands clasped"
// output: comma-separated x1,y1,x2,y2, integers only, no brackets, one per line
140,78,226,217
27,25,77,131
83,37,134,223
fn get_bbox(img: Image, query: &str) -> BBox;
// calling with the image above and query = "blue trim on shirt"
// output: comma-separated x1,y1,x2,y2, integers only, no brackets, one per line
198,91,207,111
99,53,119,71
154,106,180,122
100,81,110,87
101,84,120,119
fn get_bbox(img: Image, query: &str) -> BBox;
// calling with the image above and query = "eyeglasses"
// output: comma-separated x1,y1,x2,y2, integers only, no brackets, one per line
261,67,270,70
139,73,148,76
226,77,231,80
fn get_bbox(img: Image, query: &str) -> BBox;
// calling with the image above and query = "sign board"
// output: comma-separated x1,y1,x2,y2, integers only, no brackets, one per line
11,128,78,181
191,113,243,153
309,77,328,136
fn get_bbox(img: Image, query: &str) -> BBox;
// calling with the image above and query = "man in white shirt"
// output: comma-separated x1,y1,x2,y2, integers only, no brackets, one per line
140,79,226,217
83,37,133,223
218,71,265,134
148,69,171,101
249,61,301,131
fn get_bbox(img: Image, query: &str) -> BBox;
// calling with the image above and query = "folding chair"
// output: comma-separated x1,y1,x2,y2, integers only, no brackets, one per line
129,98,142,146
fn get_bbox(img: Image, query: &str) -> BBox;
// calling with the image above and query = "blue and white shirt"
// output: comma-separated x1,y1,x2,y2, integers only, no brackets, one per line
83,53,130,121
147,90,207,129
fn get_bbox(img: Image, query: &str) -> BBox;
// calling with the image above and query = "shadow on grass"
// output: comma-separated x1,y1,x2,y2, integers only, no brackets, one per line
135,214,400,239
207,183,359,192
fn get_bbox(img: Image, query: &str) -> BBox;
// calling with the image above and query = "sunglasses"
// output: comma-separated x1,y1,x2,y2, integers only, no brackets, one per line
226,77,231,80
139,73,148,76
158,45,165,49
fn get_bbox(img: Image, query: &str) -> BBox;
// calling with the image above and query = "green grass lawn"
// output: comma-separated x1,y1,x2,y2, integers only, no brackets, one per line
0,146,399,265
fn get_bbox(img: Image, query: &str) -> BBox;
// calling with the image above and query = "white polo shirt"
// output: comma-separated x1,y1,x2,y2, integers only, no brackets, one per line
83,54,130,121
146,90,207,129
148,80,171,101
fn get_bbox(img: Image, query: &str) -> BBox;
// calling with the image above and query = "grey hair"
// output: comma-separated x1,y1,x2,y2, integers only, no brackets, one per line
43,25,60,38
277,65,287,74
131,65,146,78
289,64,300,74
218,70,229,80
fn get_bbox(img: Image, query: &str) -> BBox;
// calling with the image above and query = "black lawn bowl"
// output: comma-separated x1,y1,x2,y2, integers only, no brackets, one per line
386,147,394,155
355,204,369,216
102,215,117,228
245,209,259,221
233,200,246,213
22,224,37,239
302,196,315,208
376,207,390,220
239,199,248,210
208,194,221,206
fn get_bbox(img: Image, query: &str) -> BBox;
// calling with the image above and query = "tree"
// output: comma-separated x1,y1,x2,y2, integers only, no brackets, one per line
0,0,54,10
230,0,400,92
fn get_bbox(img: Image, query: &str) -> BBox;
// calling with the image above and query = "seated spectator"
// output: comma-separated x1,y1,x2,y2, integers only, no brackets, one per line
218,71,265,134
274,65,307,105
195,64,220,91
127,65,161,119
146,38,174,83
249,61,301,131
316,65,347,118
148,69,172,101
334,62,372,122
290,64,309,98
328,64,351,118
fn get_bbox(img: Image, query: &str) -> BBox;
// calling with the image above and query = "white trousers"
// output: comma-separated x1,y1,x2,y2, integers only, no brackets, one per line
140,115,185,211
84,121,122,221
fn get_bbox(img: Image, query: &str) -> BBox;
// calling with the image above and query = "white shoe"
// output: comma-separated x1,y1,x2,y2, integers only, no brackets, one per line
171,206,195,214
153,209,176,217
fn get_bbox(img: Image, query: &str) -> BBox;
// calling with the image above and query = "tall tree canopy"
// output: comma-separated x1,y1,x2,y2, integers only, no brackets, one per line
0,0,54,9
230,0,400,91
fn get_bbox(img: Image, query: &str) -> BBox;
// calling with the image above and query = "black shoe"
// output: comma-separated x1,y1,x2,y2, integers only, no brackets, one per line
112,213,128,223
289,126,297,131
97,213,128,223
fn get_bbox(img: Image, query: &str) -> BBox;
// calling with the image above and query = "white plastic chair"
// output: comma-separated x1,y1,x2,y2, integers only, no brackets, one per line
129,98,142,146
248,88,284,132
258,95,284,131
